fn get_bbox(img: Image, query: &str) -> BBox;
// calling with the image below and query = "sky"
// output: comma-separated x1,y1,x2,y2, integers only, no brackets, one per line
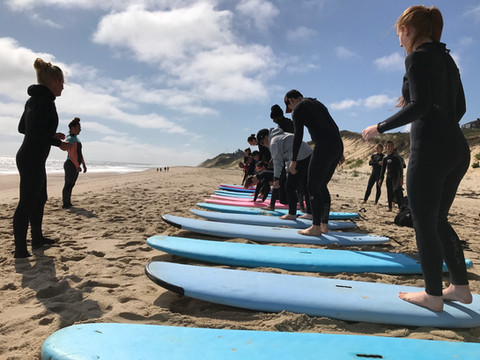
0,0,479,166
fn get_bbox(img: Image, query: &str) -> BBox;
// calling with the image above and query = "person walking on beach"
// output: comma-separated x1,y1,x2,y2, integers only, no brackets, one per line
62,117,87,209
362,143,384,204
362,5,472,311
257,128,313,220
285,90,344,236
13,58,72,258
378,141,404,212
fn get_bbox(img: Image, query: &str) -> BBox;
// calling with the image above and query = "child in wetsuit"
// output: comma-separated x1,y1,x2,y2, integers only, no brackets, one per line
379,141,405,211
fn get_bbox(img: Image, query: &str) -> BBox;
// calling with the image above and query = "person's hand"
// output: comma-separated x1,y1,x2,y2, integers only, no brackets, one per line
378,161,383,166
399,178,403,186
54,132,66,140
83,165,87,173
362,125,379,141
338,155,345,166
59,142,73,151
77,167,82,172
377,179,383,187
273,180,280,189
289,161,297,175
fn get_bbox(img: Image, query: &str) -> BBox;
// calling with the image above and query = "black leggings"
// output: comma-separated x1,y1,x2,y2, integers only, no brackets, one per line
286,156,311,215
307,143,343,226
386,177,403,210
364,172,381,203
407,139,470,296
13,156,47,254
63,159,79,207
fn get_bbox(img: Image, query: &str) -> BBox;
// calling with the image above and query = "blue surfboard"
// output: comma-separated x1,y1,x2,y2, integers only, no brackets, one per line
190,209,356,230
197,202,360,219
41,323,480,360
215,189,271,199
146,261,480,328
146,235,472,274
219,184,255,193
162,214,388,245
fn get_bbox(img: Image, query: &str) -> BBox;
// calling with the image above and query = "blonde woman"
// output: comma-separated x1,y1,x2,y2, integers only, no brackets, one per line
362,6,472,311
13,58,72,258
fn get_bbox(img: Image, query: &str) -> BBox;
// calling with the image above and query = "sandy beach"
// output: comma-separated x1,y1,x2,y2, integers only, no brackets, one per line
1,164,480,359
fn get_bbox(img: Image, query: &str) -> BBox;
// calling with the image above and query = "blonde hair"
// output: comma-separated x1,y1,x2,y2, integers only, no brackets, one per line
33,58,63,86
396,5,443,53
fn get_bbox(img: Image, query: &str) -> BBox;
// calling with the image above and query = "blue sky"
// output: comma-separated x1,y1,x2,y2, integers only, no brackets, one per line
0,0,479,166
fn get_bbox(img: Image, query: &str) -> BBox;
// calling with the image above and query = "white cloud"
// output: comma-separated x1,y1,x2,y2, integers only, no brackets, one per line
364,94,396,109
464,5,480,22
330,94,396,111
236,0,279,31
335,46,359,59
330,99,362,111
93,3,275,102
286,26,317,42
374,52,404,72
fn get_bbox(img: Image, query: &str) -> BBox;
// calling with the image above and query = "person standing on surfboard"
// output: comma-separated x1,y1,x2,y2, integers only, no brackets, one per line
257,127,312,220
362,5,472,312
284,90,344,236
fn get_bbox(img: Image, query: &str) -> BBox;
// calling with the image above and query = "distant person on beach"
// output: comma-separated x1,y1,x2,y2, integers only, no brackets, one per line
270,104,294,133
284,90,344,235
363,144,384,204
62,117,87,209
13,58,73,258
378,141,404,211
362,5,472,311
257,128,313,219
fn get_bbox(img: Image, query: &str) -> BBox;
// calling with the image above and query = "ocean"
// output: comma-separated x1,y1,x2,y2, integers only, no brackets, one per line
0,156,157,175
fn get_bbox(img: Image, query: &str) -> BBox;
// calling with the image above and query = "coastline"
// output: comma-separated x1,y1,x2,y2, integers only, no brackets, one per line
0,166,479,358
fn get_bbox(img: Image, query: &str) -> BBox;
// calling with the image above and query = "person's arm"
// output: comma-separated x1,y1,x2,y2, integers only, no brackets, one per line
377,51,431,134
291,108,305,162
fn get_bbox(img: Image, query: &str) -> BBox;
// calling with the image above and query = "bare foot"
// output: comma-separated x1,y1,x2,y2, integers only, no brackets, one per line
362,200,367,204
299,213,312,220
387,208,392,212
298,224,327,236
279,214,297,220
443,284,473,304
398,291,443,312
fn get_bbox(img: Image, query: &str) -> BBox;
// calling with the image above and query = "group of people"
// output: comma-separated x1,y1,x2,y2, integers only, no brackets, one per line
362,141,406,212
13,5,472,312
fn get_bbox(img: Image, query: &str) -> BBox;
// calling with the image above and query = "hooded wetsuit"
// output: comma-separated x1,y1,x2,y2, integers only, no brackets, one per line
13,85,62,256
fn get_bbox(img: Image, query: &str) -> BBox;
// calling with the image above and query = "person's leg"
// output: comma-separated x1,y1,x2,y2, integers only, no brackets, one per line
374,175,382,204
385,178,394,211
280,170,299,220
363,173,376,202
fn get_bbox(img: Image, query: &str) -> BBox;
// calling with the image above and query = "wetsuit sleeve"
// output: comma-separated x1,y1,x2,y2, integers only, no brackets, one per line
291,107,306,162
377,51,431,133
379,158,387,181
369,154,375,166
270,140,283,180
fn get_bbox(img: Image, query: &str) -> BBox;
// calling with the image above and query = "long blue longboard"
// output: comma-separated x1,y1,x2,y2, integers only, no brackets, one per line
146,261,480,328
146,235,473,274
215,189,271,199
41,323,480,360
190,209,356,230
162,214,388,246
197,202,360,219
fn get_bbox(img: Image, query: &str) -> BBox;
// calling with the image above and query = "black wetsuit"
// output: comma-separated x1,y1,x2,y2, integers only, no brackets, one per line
363,153,384,203
377,42,470,296
291,98,343,225
62,134,83,208
379,152,404,210
13,85,62,257
276,116,294,133
252,170,273,202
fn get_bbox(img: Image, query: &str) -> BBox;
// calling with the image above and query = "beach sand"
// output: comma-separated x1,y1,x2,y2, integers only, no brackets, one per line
1,166,479,359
